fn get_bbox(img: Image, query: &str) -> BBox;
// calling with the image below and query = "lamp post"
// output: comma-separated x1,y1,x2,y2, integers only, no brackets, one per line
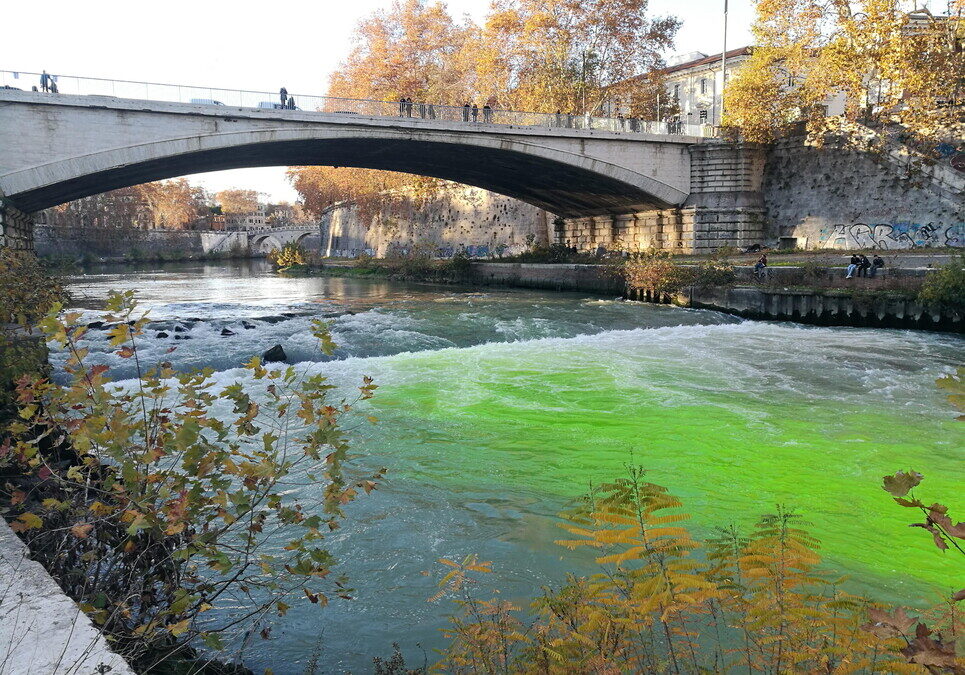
720,0,729,129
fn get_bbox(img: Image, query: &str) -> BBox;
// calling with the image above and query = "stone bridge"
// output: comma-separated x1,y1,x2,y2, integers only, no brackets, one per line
243,226,319,254
0,88,766,253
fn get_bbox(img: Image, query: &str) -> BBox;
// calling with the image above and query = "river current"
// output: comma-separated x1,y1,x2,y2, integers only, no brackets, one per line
61,261,963,674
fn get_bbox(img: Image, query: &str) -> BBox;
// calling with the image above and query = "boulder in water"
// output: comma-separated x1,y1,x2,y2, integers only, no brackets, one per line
263,344,287,363
155,331,169,339
220,328,236,336
174,335,192,341
174,325,186,333
241,321,256,330
86,321,105,329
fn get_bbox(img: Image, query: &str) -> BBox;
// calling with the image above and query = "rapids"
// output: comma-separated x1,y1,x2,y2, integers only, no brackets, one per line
60,261,963,673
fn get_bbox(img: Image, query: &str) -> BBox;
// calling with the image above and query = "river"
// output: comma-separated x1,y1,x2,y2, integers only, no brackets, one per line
60,260,963,674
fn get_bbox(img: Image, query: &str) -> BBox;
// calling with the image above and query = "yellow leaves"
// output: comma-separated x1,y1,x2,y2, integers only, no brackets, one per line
10,512,43,532
89,501,114,517
167,618,191,637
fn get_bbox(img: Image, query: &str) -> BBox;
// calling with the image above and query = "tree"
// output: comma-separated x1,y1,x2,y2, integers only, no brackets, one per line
327,0,475,103
43,187,152,230
135,179,208,230
725,0,964,142
480,0,680,114
215,188,262,215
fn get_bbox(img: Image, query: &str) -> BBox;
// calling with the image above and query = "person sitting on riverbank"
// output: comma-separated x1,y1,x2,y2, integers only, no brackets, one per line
754,254,768,279
846,254,861,279
858,254,872,277
870,254,885,277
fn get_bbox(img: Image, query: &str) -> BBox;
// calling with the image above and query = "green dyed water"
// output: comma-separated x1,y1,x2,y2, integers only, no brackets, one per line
66,262,963,673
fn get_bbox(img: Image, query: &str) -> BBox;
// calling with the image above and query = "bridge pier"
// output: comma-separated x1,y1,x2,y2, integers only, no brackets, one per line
0,198,35,252
555,142,766,254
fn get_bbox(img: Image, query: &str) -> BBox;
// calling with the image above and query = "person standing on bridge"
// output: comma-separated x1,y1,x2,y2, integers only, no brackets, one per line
471,103,479,122
462,102,470,122
279,87,288,108
287,96,296,110
406,97,414,117
483,104,492,123
40,71,50,92
399,96,406,116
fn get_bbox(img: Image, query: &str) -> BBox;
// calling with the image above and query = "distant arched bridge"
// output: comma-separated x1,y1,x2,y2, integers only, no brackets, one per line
244,226,319,254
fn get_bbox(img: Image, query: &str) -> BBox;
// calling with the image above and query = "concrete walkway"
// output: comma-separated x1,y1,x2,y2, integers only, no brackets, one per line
0,519,134,675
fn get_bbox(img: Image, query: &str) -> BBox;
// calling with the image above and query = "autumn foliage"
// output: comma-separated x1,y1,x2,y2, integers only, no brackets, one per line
725,0,964,142
434,466,964,673
0,292,382,667
290,0,680,217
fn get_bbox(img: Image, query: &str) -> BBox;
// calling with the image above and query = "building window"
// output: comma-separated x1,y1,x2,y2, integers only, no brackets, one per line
700,78,706,94
673,84,680,101
699,109,708,122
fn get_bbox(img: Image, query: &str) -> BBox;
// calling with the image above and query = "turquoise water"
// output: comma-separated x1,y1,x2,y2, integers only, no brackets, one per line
63,261,964,673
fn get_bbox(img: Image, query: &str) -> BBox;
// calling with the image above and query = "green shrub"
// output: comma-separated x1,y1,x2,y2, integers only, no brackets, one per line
918,253,965,310
0,250,66,422
2,291,382,668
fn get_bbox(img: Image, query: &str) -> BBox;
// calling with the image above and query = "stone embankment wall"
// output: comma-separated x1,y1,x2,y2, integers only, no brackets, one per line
0,200,34,251
319,185,550,258
677,286,961,332
465,262,961,332
34,224,322,260
470,262,625,294
1,519,135,674
763,127,964,250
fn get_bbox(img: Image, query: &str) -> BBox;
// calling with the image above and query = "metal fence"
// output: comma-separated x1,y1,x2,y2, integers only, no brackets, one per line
1,69,713,137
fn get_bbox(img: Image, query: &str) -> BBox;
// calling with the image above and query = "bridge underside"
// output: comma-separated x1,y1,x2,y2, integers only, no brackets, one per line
6,138,676,218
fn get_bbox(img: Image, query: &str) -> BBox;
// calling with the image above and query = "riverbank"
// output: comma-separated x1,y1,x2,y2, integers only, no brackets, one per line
309,260,963,333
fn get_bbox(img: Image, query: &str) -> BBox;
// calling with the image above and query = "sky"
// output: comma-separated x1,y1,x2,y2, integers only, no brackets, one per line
3,0,754,203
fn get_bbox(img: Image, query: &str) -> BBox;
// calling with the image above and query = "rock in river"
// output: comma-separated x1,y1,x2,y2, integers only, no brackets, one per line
263,344,287,363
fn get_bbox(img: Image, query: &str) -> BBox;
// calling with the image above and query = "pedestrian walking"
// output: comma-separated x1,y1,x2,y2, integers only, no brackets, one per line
279,87,288,108
483,104,492,123
471,103,479,122
870,254,884,277
462,102,470,122
617,113,625,131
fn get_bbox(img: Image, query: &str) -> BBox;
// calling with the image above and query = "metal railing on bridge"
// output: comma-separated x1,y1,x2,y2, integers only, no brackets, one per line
1,69,714,138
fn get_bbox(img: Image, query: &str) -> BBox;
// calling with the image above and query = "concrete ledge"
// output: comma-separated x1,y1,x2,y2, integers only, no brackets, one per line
0,519,134,674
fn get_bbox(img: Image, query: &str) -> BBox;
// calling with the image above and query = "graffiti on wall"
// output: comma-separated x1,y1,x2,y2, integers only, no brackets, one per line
819,222,963,249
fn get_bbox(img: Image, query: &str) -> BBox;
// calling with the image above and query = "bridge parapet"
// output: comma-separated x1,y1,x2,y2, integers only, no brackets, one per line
0,70,714,139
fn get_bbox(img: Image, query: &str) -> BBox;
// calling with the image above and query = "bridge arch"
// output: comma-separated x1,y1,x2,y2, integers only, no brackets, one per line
251,234,284,254
0,127,688,217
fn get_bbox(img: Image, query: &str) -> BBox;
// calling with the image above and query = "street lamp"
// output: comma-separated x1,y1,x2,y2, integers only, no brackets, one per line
720,0,729,128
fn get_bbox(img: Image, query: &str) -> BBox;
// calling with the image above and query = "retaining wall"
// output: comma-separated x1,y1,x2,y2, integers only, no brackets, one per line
763,130,964,250
465,262,961,332
0,519,134,674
